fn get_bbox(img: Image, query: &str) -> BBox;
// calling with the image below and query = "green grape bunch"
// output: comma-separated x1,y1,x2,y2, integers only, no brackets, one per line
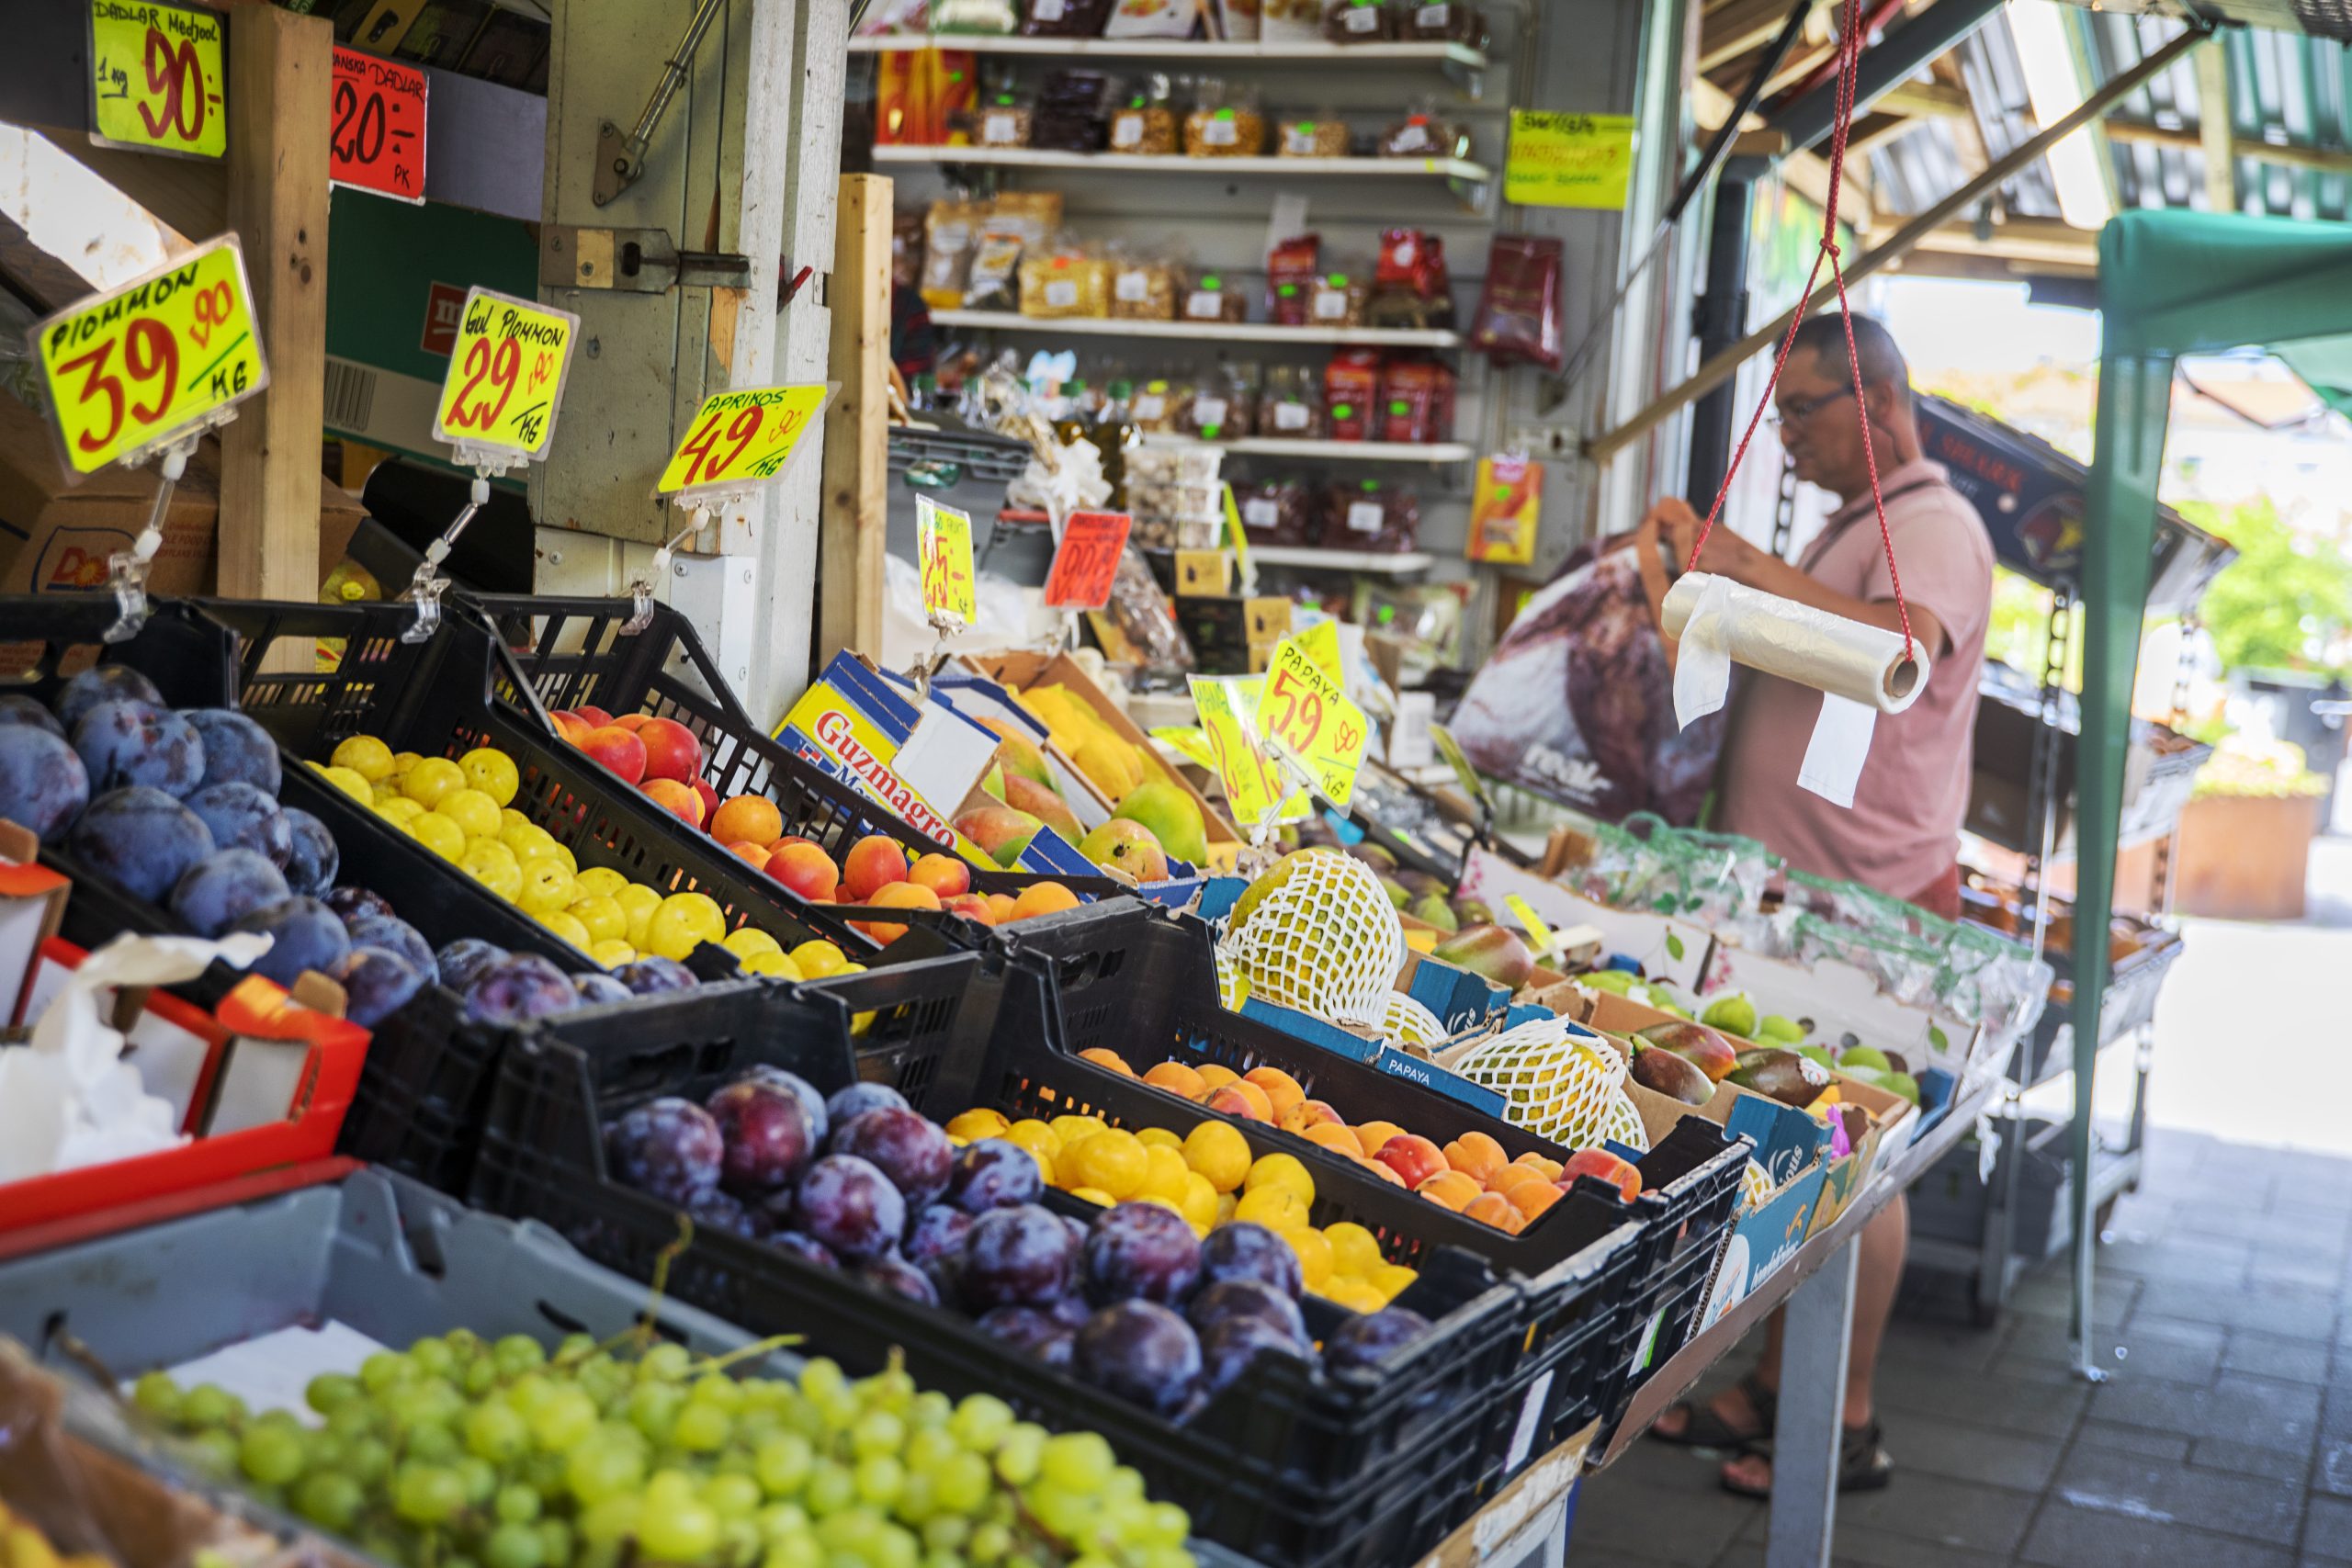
131,1329,1195,1568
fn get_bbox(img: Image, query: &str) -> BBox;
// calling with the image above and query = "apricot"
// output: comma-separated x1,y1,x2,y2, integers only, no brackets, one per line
1415,1169,1482,1212
1442,1131,1508,1183
1304,1122,1363,1156
1195,1064,1240,1094
1142,1061,1208,1100
1511,1151,1565,1181
1206,1080,1273,1122
708,795,783,847
1010,881,1080,921
1080,1047,1136,1077
855,880,940,943
1353,1120,1407,1158
983,892,1018,923
1510,1181,1564,1223
1241,1066,1305,1122
1486,1163,1549,1201
1464,1190,1523,1233
1279,1099,1342,1134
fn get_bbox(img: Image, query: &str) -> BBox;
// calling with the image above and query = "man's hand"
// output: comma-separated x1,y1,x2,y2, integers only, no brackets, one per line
1643,497,1763,581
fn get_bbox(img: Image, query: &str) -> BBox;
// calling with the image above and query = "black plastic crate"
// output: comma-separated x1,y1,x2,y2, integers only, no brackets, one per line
468,594,1125,903
192,597,925,965
467,954,1525,1565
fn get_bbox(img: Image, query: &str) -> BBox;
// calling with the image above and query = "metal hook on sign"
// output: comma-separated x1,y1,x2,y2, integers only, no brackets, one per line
627,503,714,634
403,471,492,644
102,435,199,644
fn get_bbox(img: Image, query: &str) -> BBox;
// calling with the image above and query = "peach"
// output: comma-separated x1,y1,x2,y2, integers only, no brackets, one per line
611,714,655,732
580,726,648,785
908,852,972,900
842,835,910,902
1375,1134,1448,1190
1443,1131,1508,1183
571,705,614,728
943,893,997,926
1009,881,1079,921
1353,1121,1407,1158
1363,1157,1406,1186
725,840,771,870
550,710,594,746
1464,1191,1524,1234
1195,1064,1240,1094
1511,1152,1565,1181
709,795,784,847
1304,1122,1363,1156
766,841,840,902
983,893,1018,923
1143,1062,1208,1100
856,881,941,943
1241,1066,1305,1122
1486,1164,1549,1201
1415,1170,1481,1212
691,779,720,831
642,777,704,829
638,716,703,784
1080,1047,1135,1077
1279,1099,1342,1134
1206,1081,1272,1122
1510,1181,1563,1223
1563,1148,1643,1202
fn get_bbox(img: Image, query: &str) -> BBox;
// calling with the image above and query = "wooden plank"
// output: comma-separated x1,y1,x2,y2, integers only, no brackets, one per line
1875,78,1970,118
215,2,333,604
2195,39,2236,213
2104,118,2352,179
819,173,889,668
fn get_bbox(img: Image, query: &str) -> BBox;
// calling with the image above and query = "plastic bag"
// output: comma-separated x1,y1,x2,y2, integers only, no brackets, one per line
1319,479,1418,553
919,200,984,308
1472,232,1565,372
1105,0,1200,36
1376,356,1454,445
1266,232,1321,325
1324,0,1396,40
1323,348,1382,442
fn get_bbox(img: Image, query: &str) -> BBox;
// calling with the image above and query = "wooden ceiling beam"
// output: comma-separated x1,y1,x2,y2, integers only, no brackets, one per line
2104,118,2352,179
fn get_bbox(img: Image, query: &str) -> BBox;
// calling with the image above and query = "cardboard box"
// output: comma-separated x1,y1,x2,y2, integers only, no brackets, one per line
1458,846,1714,991
0,391,365,597
1695,1151,1828,1333
1702,942,1989,1078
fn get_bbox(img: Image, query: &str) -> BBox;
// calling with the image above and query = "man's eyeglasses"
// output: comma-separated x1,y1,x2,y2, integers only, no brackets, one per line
1769,384,1856,428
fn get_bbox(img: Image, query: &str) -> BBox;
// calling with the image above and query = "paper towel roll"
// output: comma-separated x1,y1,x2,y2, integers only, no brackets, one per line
1661,572,1929,717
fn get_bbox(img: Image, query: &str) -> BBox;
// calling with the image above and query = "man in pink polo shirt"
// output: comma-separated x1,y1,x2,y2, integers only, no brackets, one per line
1645,312,1993,1496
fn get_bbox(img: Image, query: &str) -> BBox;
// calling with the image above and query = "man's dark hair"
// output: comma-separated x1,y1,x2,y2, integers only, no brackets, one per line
1790,311,1911,402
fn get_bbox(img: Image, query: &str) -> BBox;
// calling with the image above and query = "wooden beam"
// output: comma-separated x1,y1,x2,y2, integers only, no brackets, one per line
215,1,332,602
1700,0,1815,73
1693,79,1866,237
1911,217,2101,268
818,172,889,671
2103,118,2352,179
1875,79,1971,118
1846,110,1917,158
2195,39,2235,212
29,125,220,244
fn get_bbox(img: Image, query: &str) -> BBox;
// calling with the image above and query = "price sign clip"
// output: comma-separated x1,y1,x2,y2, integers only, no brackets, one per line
625,497,734,635
101,431,200,644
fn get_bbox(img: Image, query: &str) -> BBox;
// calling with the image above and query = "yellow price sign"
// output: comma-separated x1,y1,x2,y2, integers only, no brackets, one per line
1188,675,1307,829
1504,111,1637,210
1220,482,1256,589
1254,636,1371,810
1149,726,1218,772
88,0,227,161
1292,618,1344,683
30,236,268,476
1504,895,1559,962
432,288,580,461
658,383,831,496
915,495,977,629
1429,721,1492,811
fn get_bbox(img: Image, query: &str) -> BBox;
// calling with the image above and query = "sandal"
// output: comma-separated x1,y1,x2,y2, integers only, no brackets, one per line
1716,1416,1892,1498
1649,1371,1778,1450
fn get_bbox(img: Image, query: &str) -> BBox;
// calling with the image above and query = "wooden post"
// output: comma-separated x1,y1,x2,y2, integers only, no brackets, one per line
820,173,889,668
216,2,332,601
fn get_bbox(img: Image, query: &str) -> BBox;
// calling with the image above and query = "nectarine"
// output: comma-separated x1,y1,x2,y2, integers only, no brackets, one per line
1279,1099,1342,1134
1080,1047,1135,1077
550,711,594,746
842,835,910,902
908,852,972,900
571,705,614,728
1375,1134,1448,1190
1305,1123,1363,1156
637,716,703,784
709,794,783,846
580,727,648,785
642,778,704,829
1195,1064,1240,1094
983,892,1018,923
943,893,997,926
766,841,840,902
1241,1066,1305,1121
690,779,720,831
725,840,771,870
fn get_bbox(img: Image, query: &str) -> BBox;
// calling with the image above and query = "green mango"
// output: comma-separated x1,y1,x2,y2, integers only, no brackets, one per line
1700,993,1758,1040
1757,1014,1805,1044
1839,1045,1891,1072
1880,1071,1920,1107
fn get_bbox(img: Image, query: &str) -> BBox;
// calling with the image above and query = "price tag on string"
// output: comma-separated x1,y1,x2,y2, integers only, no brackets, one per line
1042,510,1132,611
1221,483,1257,593
87,0,226,160
1254,636,1371,810
1188,675,1309,829
1150,726,1218,773
431,288,580,464
328,47,426,203
1503,895,1561,963
915,495,978,630
29,235,268,476
1429,721,1493,812
658,384,831,499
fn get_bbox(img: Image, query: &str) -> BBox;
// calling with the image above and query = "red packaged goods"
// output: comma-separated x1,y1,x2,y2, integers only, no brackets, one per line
1472,232,1565,371
1376,357,1455,444
1266,232,1320,325
1323,348,1382,442
1367,228,1453,330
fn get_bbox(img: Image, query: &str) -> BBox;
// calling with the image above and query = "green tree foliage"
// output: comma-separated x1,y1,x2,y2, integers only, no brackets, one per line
2181,496,2352,675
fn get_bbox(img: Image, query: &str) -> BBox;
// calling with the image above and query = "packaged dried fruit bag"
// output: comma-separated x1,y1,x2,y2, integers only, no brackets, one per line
1323,348,1382,441
1472,232,1565,370
1266,232,1320,325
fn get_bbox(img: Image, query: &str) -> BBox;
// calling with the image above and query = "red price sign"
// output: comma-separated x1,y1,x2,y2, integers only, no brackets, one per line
329,47,427,204
1042,511,1132,611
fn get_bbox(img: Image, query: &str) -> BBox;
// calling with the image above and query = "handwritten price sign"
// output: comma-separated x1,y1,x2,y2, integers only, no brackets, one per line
1043,511,1132,611
432,288,579,461
657,384,830,497
1504,110,1637,210
1255,637,1371,810
915,495,977,629
1188,675,1300,829
329,47,427,203
30,236,267,475
88,0,226,160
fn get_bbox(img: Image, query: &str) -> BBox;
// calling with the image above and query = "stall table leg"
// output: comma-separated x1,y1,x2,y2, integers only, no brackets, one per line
1765,1238,1859,1568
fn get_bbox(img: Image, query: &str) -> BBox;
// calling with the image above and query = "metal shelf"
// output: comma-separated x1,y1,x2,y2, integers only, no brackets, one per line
1142,435,1475,463
1250,547,1434,572
871,145,1492,184
929,309,1462,350
848,33,1488,74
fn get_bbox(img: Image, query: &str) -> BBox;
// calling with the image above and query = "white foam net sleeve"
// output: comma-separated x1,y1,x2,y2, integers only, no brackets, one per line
1218,852,1405,1028
1214,947,1250,1010
1447,1016,1628,1146
1377,990,1447,1050
1599,1092,1649,1154
1739,1159,1775,1213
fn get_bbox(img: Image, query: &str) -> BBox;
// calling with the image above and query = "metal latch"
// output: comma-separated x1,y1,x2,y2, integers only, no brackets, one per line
543,227,752,294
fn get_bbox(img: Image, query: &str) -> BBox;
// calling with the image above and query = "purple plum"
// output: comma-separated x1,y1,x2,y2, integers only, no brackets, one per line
1047,1292,1092,1330
856,1255,940,1307
280,807,338,897
344,913,435,982
614,956,696,996
337,946,425,1029
186,782,290,866
959,1204,1078,1310
1187,1279,1307,1344
974,1306,1074,1370
571,972,633,1006
1081,1201,1202,1307
786,1154,905,1261
67,786,213,903
947,1138,1044,1214
767,1231,838,1270
903,1203,974,1293
738,1066,828,1146
0,726,89,841
324,886,394,923
830,1107,953,1208
53,666,162,732
0,695,64,737
1199,1316,1311,1399
73,700,204,795
435,938,508,993
687,1190,767,1241
1197,1223,1303,1299
181,709,280,794
229,896,352,987
605,1097,723,1205
1323,1308,1432,1373
705,1079,816,1197
463,954,578,1026
823,1082,908,1131
169,849,291,939
1073,1302,1201,1416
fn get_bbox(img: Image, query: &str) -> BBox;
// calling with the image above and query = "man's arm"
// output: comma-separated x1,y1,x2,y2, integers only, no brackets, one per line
1646,497,1950,658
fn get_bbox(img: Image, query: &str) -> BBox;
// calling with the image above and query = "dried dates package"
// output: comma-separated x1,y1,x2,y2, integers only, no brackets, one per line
1472,232,1566,371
